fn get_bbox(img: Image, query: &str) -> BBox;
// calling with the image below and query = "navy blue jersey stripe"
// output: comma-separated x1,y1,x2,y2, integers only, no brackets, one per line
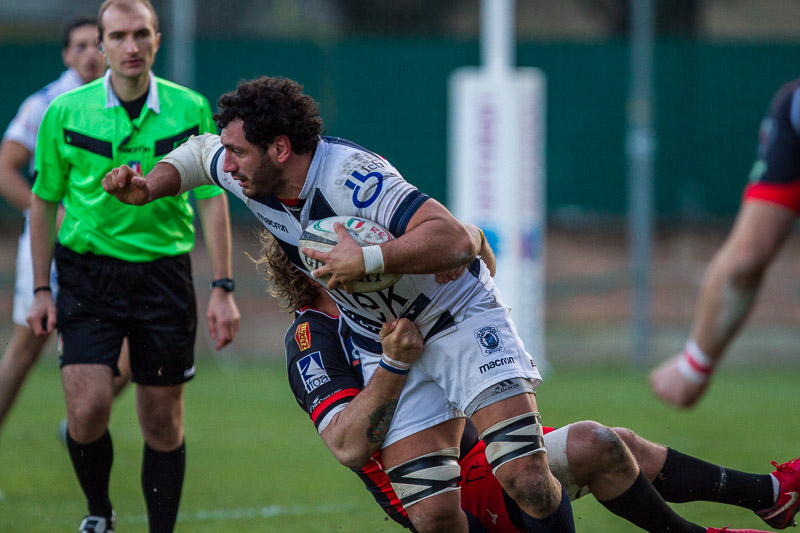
389,191,429,236
209,146,224,187
467,257,481,278
350,331,383,354
274,234,306,271
323,136,381,159
424,311,455,342
309,190,337,220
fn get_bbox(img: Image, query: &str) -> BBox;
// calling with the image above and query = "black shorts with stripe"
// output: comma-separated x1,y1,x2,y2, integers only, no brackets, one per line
55,244,197,386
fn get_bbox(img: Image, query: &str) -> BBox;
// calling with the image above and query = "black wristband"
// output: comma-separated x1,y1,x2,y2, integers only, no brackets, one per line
33,285,52,295
210,277,235,292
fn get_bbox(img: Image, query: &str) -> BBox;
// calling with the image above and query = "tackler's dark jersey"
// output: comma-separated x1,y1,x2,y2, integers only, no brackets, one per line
284,308,527,532
745,79,800,212
285,307,415,529
286,308,362,433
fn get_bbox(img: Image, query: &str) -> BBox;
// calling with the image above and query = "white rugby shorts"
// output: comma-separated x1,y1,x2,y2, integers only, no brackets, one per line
359,304,543,447
13,211,58,327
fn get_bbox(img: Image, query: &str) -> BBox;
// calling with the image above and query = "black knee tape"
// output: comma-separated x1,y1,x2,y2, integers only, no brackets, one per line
386,448,461,508
480,412,546,473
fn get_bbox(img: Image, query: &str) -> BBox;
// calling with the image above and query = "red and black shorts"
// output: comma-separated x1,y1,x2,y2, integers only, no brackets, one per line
55,244,197,386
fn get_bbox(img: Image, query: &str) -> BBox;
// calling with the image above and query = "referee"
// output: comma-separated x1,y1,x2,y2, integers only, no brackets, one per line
26,1,240,532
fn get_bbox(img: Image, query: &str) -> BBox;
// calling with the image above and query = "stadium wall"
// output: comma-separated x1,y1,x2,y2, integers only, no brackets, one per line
1,38,797,222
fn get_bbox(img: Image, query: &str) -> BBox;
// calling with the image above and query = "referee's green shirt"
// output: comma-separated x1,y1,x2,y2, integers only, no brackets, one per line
33,72,221,262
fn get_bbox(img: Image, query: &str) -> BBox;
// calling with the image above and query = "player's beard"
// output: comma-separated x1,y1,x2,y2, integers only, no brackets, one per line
247,150,290,198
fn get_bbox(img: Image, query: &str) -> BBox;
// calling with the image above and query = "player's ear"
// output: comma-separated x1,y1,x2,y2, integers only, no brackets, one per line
273,135,292,163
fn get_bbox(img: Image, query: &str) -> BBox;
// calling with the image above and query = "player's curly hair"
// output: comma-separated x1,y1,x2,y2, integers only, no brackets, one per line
214,76,323,155
250,229,321,312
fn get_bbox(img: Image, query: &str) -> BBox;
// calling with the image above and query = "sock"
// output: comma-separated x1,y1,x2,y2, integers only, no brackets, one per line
142,441,186,533
464,509,489,533
652,448,775,510
521,485,576,533
600,470,704,533
66,430,114,518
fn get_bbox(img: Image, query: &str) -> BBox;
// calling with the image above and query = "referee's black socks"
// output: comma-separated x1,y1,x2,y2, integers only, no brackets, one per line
66,429,114,519
142,440,186,533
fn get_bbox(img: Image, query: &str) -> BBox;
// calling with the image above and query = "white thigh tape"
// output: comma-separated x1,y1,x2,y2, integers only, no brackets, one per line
386,447,461,508
480,413,546,474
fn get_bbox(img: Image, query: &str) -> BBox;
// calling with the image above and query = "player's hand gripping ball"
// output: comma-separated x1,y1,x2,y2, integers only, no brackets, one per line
298,216,402,293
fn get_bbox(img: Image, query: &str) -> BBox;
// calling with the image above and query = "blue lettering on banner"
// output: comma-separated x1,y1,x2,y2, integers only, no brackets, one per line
298,351,331,392
346,171,383,208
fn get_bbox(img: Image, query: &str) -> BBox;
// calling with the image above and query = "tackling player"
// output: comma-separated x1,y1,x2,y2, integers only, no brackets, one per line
650,78,800,415
261,229,797,533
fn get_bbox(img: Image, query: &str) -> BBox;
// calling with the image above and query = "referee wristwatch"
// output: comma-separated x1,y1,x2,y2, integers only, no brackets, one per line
210,277,235,292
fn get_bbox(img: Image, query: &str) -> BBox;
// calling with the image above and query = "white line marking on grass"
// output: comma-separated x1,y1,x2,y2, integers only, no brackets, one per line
121,503,355,524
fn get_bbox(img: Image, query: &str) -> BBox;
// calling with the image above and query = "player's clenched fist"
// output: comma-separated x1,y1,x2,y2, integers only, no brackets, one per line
379,318,424,367
102,164,150,205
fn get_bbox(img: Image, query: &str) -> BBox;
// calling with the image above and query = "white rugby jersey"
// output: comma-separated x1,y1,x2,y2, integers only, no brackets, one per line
166,133,499,345
4,69,85,175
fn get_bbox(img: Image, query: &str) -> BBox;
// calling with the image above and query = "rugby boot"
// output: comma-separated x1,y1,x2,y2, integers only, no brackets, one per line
706,527,770,533
756,457,800,529
78,511,115,533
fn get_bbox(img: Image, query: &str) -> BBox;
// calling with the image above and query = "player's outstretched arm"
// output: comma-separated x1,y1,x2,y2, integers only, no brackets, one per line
320,318,423,468
103,134,220,204
650,200,795,408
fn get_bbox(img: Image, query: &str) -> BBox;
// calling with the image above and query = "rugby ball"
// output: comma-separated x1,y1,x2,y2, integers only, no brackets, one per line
298,216,402,293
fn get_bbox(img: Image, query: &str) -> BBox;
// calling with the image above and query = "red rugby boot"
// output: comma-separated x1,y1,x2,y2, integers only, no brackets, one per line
756,457,800,529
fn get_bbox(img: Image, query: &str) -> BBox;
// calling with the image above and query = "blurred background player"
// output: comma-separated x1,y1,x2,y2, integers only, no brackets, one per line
261,229,796,533
26,1,240,531
650,79,800,410
0,15,133,444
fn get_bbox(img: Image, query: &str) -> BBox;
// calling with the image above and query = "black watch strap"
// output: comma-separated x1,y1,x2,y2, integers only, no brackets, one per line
210,277,235,292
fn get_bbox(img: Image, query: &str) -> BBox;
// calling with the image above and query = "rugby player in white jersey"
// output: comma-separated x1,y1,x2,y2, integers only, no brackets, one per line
0,16,131,441
101,75,572,533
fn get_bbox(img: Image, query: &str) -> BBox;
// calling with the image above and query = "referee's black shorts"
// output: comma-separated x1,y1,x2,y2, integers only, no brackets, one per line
55,244,197,386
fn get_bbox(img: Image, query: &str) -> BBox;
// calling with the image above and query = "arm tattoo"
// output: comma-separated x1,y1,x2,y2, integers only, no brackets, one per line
366,399,398,444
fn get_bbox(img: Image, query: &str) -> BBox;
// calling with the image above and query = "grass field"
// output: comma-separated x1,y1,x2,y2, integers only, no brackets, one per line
0,358,797,532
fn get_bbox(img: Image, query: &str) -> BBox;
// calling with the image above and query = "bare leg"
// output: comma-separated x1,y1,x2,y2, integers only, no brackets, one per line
62,364,116,519
62,364,115,443
111,338,131,398
565,421,640,500
0,325,51,431
381,418,468,533
470,393,565,519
